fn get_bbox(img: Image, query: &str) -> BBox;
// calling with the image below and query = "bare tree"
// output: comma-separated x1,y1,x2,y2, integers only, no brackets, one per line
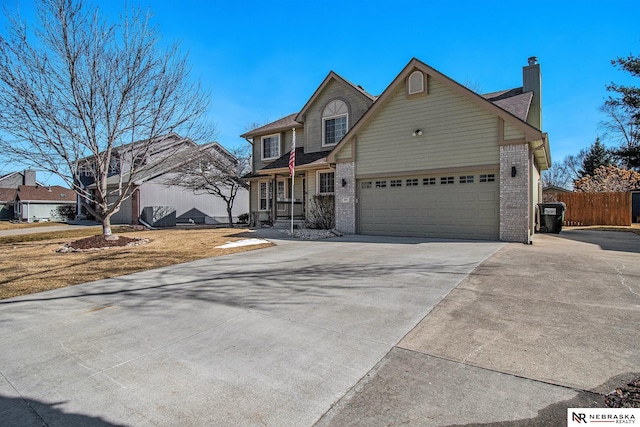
599,103,639,170
0,0,211,236
165,145,250,227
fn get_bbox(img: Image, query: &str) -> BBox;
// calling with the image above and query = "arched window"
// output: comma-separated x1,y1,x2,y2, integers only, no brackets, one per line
322,99,348,146
408,70,425,95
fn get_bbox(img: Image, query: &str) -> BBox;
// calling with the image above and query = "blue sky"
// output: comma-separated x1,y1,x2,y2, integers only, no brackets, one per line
2,0,640,185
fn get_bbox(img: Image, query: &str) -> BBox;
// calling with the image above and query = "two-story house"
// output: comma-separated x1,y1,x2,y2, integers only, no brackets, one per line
77,133,249,225
242,57,551,243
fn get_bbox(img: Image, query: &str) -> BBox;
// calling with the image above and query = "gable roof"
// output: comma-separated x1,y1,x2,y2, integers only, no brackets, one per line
327,57,550,169
295,71,377,123
16,185,75,203
240,113,301,139
86,140,235,188
0,188,17,202
482,88,533,122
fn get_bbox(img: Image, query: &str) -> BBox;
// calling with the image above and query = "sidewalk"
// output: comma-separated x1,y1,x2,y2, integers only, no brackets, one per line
0,223,101,237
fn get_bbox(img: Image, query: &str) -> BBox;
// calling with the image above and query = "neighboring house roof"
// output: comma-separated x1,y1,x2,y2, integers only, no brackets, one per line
328,57,551,170
482,88,533,122
16,185,75,203
543,185,572,193
295,71,377,123
240,113,302,139
257,148,328,175
86,140,232,189
0,188,17,203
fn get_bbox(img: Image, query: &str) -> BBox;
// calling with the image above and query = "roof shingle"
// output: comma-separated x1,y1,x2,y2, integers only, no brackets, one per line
16,185,75,202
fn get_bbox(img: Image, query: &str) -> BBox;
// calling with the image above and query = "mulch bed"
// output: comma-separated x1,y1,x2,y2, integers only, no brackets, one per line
57,235,149,252
605,376,640,408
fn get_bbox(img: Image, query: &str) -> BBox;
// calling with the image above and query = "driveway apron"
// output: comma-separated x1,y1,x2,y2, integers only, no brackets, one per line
0,234,503,426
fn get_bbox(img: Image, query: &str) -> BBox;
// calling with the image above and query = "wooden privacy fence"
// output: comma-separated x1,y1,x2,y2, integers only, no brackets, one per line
553,192,631,226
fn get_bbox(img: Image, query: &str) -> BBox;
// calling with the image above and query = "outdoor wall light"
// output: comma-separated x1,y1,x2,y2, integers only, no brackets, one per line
511,166,517,177
342,178,347,187
411,129,423,137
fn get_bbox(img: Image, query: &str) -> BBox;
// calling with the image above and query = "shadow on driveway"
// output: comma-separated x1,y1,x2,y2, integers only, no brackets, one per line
550,228,640,254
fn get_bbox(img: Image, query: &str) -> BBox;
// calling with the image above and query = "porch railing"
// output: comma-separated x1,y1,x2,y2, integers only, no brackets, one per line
276,199,304,219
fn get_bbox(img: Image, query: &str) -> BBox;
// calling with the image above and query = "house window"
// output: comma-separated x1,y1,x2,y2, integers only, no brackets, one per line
459,175,474,184
423,177,436,186
390,179,402,187
261,134,280,160
322,100,348,146
480,174,496,183
259,181,273,211
318,171,335,194
408,70,425,95
441,176,454,184
406,179,418,186
375,180,387,188
277,180,287,200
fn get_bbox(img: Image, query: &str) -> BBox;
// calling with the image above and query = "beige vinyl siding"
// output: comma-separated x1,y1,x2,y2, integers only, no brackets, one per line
252,128,303,172
250,182,259,213
334,141,353,161
355,78,499,176
504,121,525,140
283,128,303,155
303,79,372,153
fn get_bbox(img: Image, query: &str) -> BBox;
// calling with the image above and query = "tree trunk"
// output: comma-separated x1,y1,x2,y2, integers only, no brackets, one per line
102,216,113,237
227,205,234,228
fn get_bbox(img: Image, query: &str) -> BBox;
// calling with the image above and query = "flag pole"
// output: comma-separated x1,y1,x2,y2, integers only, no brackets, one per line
289,128,296,234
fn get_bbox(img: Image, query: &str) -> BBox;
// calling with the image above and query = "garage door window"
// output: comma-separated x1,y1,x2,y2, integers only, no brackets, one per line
390,180,402,187
361,181,372,189
406,179,418,186
459,175,474,184
440,176,454,184
375,181,387,188
423,177,436,186
480,174,495,182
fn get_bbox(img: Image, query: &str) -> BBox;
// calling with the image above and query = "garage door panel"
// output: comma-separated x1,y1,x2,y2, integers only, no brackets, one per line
358,174,499,240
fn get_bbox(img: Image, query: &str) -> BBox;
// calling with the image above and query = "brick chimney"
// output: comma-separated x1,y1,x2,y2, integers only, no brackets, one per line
523,56,542,130
23,169,36,186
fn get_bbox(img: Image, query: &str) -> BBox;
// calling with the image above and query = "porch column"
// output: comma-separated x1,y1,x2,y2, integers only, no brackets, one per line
335,162,356,233
270,174,277,222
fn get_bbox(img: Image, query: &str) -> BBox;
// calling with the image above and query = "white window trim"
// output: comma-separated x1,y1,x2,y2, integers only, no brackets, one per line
322,114,348,148
276,178,288,201
261,133,281,161
408,70,426,95
316,170,335,195
258,180,273,211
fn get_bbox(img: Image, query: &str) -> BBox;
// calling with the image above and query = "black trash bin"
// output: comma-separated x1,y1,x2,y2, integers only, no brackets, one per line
537,202,566,233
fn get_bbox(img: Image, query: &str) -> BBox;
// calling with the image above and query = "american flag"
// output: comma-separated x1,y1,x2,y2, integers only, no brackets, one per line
289,128,296,177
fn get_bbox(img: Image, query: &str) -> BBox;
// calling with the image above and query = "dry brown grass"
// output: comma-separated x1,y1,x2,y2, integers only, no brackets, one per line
0,227,272,300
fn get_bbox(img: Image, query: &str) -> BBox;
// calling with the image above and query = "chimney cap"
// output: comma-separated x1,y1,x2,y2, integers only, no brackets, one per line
527,56,538,66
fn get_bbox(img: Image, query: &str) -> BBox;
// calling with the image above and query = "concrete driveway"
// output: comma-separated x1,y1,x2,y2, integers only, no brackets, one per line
0,233,503,426
318,229,640,426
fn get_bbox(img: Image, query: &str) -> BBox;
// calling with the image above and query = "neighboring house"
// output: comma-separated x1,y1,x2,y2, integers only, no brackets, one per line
242,57,551,243
78,133,249,225
13,185,76,222
0,188,17,220
0,170,43,220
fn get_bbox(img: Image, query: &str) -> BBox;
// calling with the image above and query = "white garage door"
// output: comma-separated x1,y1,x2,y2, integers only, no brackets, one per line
358,172,499,240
